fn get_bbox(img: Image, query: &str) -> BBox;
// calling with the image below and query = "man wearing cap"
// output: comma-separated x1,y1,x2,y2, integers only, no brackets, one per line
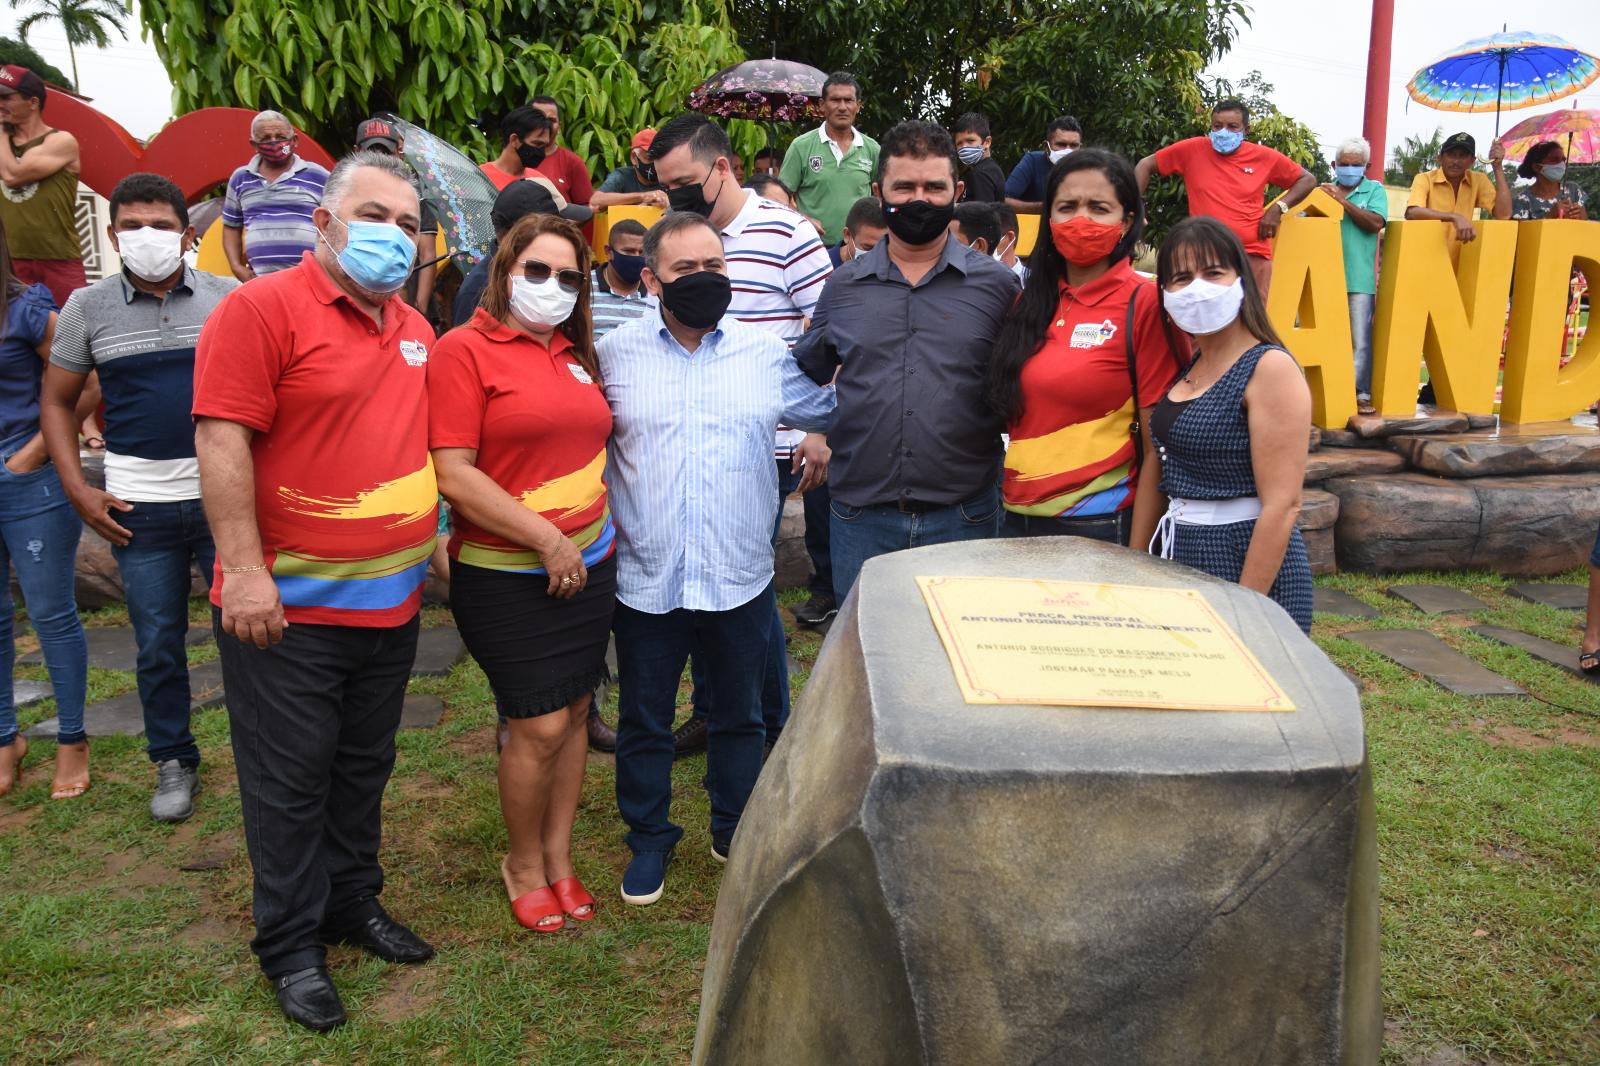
221,110,329,281
356,118,439,319
451,178,592,327
0,65,85,306
592,129,670,211
1404,132,1511,264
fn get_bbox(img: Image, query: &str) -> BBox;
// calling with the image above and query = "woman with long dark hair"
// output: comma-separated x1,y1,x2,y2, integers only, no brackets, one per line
1148,216,1313,632
1511,141,1587,221
988,149,1185,548
0,217,88,799
429,214,615,932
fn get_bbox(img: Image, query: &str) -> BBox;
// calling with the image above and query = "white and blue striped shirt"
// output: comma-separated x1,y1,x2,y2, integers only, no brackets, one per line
597,305,836,614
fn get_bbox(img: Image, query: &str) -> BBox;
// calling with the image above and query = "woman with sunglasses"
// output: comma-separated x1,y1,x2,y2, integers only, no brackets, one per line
428,214,615,932
1148,217,1313,632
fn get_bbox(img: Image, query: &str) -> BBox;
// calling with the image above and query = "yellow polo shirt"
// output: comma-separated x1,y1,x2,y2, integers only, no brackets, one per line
1407,168,1498,262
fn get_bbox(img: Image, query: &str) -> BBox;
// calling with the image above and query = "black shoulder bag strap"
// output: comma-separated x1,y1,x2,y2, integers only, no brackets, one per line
1124,287,1143,478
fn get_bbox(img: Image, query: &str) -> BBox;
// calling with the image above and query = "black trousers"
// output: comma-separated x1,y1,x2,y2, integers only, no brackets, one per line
214,610,419,977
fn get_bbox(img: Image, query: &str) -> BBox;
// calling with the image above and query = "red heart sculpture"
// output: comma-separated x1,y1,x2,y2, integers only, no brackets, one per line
49,93,336,203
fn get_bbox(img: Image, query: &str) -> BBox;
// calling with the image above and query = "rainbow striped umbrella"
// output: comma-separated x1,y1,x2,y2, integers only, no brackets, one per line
1407,31,1600,134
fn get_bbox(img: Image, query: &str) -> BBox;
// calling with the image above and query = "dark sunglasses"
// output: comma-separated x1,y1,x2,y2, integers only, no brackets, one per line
520,258,586,293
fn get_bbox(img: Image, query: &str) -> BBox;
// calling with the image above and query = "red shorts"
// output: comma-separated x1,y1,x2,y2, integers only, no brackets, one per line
13,258,87,308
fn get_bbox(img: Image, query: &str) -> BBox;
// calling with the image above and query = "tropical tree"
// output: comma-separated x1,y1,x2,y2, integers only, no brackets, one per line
0,35,72,89
1385,127,1444,185
134,0,757,176
10,0,126,88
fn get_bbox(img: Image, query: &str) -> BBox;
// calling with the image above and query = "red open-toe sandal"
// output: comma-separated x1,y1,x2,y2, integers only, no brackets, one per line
551,876,596,921
509,886,566,932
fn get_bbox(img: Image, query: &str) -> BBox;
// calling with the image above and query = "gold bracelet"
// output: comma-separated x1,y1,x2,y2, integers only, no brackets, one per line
220,564,268,574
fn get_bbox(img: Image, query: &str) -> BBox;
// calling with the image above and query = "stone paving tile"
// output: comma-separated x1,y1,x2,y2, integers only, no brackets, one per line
1313,589,1382,619
1347,630,1526,697
411,626,465,678
1505,583,1586,611
1471,626,1597,682
1385,585,1492,615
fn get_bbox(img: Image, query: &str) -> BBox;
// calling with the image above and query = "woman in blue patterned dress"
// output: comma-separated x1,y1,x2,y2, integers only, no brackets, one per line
1146,217,1313,632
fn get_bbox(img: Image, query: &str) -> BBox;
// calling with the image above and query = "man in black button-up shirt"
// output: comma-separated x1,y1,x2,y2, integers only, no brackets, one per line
794,120,1019,604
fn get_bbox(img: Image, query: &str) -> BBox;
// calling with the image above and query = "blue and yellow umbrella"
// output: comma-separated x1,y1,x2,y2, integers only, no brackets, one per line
1407,31,1600,134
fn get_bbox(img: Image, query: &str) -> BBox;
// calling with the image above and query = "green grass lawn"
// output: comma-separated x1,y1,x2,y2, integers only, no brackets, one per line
1,574,1596,1065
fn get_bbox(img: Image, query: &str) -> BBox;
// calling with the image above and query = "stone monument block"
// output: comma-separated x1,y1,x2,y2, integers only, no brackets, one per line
695,539,1380,1066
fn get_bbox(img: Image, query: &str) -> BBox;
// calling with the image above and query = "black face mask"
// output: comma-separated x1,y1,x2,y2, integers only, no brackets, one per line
666,165,721,217
658,270,732,329
517,141,547,169
883,198,955,246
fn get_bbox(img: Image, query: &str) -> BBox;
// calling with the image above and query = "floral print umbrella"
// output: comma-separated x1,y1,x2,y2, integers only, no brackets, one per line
687,59,827,123
1499,107,1600,164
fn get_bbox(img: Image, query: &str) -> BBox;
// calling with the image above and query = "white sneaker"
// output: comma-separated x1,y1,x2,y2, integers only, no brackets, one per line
150,759,200,822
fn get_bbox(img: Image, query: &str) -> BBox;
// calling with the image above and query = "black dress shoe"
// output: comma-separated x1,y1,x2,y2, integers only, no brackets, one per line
672,716,707,758
323,911,435,964
793,593,838,627
587,710,618,753
274,967,346,1032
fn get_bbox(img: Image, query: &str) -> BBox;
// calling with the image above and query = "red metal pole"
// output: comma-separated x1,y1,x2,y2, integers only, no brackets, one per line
1362,0,1395,180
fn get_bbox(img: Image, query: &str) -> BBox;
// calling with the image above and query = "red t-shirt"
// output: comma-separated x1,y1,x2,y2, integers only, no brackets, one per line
1154,137,1304,258
428,308,614,573
1004,261,1185,517
192,253,438,627
480,162,534,191
536,146,595,205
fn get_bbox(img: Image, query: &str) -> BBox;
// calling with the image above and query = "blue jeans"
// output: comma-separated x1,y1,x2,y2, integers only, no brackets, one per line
830,485,1002,604
1349,292,1375,399
112,498,215,766
615,585,775,853
689,460,795,738
0,441,87,748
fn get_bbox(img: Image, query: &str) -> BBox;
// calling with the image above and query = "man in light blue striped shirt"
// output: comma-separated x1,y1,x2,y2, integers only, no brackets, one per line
597,213,834,906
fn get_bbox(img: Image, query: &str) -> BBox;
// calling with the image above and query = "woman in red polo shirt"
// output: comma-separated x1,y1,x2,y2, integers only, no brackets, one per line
988,148,1187,548
429,214,615,933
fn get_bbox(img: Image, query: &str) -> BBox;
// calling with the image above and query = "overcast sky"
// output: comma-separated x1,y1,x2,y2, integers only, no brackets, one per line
3,1,1593,165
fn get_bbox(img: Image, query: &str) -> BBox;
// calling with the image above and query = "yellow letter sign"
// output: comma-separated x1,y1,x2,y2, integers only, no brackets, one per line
1370,220,1517,416
1502,219,1600,424
1265,188,1356,429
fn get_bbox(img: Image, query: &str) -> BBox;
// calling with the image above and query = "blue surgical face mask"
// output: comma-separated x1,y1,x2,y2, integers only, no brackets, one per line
1209,128,1245,155
322,214,415,294
1334,164,1366,187
1540,162,1567,183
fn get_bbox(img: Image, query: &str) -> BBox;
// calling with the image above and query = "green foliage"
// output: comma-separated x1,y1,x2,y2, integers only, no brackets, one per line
0,34,72,89
1386,126,1445,185
10,0,127,86
134,0,749,176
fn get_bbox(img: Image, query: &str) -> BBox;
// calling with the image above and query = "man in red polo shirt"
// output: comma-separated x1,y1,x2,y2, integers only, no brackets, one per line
193,151,438,1033
1135,99,1315,296
527,95,595,206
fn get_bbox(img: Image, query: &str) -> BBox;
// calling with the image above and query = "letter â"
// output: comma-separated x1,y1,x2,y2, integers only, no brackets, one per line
1265,189,1356,430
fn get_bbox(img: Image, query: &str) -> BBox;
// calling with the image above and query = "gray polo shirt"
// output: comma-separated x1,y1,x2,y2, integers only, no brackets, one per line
52,267,238,501
793,234,1019,508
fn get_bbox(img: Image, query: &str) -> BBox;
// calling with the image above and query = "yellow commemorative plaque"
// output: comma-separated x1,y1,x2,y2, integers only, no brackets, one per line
917,576,1294,712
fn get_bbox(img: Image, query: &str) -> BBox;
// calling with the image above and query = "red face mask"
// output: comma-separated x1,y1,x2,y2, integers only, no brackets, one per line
1050,215,1124,266
255,139,293,165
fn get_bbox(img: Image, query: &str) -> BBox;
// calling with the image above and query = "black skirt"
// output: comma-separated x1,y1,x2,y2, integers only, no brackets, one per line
449,554,617,718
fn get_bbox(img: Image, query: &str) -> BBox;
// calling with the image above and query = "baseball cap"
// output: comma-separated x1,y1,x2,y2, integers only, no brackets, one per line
0,65,46,102
1441,132,1476,156
491,178,594,231
355,117,401,152
630,128,657,152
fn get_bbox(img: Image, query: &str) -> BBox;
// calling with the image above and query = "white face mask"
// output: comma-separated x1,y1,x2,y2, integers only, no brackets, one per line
1163,277,1244,336
1048,146,1075,164
117,226,185,282
509,275,579,329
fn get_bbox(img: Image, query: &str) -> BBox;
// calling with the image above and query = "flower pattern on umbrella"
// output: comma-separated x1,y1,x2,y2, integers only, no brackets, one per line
687,59,827,123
